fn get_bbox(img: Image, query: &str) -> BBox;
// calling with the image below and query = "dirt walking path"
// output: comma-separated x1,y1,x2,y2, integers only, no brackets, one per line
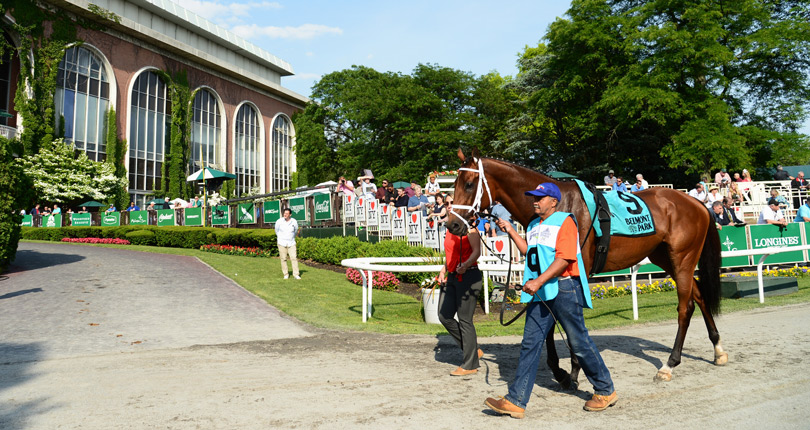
1,243,807,429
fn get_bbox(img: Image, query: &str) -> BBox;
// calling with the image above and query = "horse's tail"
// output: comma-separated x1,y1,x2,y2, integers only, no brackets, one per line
697,209,722,316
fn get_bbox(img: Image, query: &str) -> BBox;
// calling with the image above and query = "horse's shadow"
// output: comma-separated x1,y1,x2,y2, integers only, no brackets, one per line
434,333,708,399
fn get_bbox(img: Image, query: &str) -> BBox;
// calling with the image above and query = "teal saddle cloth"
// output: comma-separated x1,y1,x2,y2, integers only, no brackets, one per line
574,179,655,237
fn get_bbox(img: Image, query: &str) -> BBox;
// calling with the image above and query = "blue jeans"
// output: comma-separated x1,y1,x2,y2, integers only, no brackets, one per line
506,278,614,409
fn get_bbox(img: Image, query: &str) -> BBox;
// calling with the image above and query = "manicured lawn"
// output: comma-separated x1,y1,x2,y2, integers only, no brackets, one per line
21,240,810,336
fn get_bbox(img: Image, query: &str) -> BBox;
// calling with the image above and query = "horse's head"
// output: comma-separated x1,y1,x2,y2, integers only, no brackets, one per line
446,148,494,236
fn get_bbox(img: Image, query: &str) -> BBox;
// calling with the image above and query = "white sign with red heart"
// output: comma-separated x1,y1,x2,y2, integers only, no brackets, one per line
406,210,423,243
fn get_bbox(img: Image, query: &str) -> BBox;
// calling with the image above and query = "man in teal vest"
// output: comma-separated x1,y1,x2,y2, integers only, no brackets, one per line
485,182,617,418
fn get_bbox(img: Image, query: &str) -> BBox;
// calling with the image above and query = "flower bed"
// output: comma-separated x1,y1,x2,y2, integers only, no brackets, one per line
61,237,130,245
726,265,810,278
346,268,400,292
590,278,676,300
199,244,274,257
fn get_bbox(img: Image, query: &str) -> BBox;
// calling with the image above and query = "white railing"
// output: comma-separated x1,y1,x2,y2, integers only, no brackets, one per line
344,246,810,323
0,125,17,140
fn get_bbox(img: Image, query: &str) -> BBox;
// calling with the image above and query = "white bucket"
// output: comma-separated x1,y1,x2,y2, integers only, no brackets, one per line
421,288,442,324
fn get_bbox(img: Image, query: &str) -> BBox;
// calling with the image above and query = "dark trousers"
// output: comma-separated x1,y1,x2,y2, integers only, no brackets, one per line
438,269,483,370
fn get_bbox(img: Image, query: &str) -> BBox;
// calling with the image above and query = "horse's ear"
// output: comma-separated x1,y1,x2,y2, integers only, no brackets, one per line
457,148,466,162
471,147,481,158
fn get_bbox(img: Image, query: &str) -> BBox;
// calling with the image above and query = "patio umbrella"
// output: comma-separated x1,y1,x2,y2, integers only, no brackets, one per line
392,181,411,189
548,171,578,179
186,167,236,182
170,198,188,207
78,201,105,207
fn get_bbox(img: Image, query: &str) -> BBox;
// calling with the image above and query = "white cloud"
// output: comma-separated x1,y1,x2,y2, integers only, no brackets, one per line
174,0,282,22
231,23,343,40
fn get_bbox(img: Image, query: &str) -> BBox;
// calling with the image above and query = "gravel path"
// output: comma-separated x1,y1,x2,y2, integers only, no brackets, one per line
1,242,807,429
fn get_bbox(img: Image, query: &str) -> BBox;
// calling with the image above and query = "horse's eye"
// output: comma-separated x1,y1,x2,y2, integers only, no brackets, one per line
466,181,474,190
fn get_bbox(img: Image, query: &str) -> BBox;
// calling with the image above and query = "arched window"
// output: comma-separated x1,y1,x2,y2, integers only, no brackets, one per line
189,88,221,170
235,104,260,196
128,70,169,198
272,115,292,191
55,45,111,161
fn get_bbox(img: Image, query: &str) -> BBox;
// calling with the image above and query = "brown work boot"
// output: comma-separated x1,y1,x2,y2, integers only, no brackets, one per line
484,396,525,419
450,367,478,376
583,391,618,411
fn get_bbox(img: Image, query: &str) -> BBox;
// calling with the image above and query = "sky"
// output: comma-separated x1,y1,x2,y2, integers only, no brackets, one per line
173,0,571,99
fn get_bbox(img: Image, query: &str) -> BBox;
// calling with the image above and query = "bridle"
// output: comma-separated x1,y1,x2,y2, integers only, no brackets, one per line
449,157,492,227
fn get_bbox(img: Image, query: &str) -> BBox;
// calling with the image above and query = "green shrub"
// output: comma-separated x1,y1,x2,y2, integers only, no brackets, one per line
0,137,29,273
125,229,156,246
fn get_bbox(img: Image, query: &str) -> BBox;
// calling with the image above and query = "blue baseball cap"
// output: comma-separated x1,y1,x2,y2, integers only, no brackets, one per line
525,182,561,200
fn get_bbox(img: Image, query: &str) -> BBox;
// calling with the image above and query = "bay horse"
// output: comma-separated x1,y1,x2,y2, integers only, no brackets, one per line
446,150,727,383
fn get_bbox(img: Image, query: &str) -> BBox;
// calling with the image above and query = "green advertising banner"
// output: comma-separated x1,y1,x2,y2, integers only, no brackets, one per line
184,207,204,226
43,214,62,228
71,213,92,227
314,194,332,221
263,200,281,223
719,225,750,267
749,223,804,264
289,197,307,222
129,210,149,225
101,212,121,227
157,209,176,226
238,203,256,224
21,214,33,227
212,205,230,226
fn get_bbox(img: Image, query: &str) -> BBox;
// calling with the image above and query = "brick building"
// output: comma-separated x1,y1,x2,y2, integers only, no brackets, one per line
1,0,307,206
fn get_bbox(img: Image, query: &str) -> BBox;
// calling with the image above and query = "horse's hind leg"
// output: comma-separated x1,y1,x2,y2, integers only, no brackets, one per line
691,284,728,365
545,331,579,390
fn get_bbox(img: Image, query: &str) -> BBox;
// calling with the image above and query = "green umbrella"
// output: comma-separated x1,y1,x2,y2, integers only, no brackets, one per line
186,167,236,181
548,171,578,179
78,201,105,207
392,181,411,189
147,198,166,205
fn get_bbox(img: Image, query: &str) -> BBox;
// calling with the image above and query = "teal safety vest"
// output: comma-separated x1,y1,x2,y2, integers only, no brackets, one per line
521,211,593,309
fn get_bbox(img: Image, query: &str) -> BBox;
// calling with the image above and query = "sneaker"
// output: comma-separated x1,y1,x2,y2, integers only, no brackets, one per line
484,396,524,419
294,275,301,280
283,275,289,280
583,391,618,411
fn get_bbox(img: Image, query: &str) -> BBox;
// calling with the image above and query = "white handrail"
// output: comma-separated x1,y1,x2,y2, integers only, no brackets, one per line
344,245,809,323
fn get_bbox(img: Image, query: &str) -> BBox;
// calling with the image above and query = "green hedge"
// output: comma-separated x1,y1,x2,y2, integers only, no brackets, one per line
21,226,278,254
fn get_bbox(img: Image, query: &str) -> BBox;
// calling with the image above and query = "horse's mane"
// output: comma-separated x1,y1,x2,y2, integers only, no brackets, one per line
481,157,580,185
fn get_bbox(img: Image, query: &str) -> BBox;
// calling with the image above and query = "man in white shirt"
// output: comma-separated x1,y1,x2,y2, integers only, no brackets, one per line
757,198,788,226
688,183,708,204
424,174,441,203
274,208,301,279
635,173,649,188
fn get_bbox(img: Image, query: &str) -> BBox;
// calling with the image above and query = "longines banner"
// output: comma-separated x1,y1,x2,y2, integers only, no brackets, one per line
21,214,33,227
157,209,176,227
749,223,804,264
184,207,203,226
719,225,749,267
129,210,149,226
314,194,332,221
101,212,121,227
212,205,230,226
263,200,281,223
43,214,62,228
238,203,256,224
70,213,92,227
289,197,307,222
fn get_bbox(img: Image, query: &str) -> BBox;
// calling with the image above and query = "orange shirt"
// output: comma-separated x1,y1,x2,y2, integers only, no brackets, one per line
555,216,580,278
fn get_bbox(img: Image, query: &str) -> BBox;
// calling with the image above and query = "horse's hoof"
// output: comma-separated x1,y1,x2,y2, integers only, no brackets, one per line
654,370,672,382
715,352,728,366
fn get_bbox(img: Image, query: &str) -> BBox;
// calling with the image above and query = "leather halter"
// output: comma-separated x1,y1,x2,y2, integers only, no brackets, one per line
449,157,492,226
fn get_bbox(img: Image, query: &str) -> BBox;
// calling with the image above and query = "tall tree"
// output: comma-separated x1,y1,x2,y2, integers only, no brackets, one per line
507,0,810,185
293,64,514,184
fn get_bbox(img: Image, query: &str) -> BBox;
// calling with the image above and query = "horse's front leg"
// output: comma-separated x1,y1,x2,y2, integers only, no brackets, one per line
546,331,577,389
